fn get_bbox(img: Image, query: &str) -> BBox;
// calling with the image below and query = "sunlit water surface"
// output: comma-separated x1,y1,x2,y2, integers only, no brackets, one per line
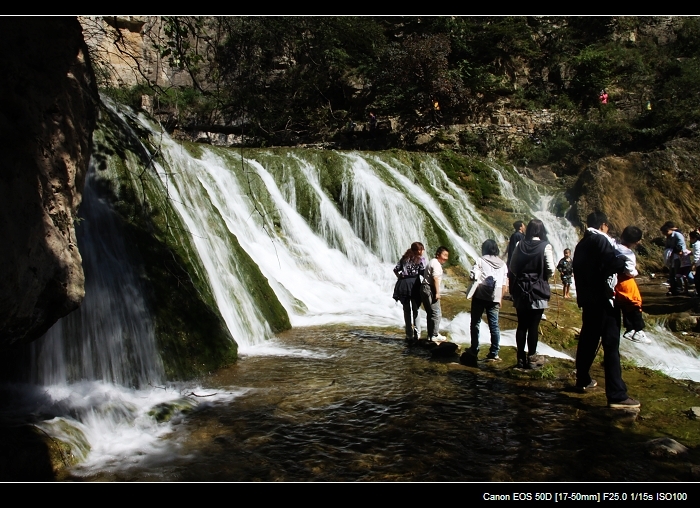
57,327,687,482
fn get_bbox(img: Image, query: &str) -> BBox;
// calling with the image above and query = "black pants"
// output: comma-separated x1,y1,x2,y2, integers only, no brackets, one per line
576,302,628,402
622,308,645,332
515,307,544,356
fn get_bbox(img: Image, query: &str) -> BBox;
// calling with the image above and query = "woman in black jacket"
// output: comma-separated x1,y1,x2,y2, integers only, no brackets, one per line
393,242,426,342
508,219,554,369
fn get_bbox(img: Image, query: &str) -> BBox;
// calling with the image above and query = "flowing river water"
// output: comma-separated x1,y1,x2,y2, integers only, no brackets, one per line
2,101,700,481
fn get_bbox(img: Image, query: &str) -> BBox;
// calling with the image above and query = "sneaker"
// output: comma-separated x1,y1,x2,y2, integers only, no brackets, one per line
622,329,635,340
433,333,448,342
608,397,641,409
541,313,547,321
631,330,651,344
485,353,502,362
575,379,597,393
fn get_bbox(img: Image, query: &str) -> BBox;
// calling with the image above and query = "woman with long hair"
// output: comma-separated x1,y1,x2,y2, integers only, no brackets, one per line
393,242,426,343
508,219,554,369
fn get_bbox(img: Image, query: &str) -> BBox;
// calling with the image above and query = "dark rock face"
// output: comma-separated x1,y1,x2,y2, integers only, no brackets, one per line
0,18,99,347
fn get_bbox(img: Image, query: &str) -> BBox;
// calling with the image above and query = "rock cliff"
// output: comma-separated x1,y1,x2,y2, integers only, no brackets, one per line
0,18,99,347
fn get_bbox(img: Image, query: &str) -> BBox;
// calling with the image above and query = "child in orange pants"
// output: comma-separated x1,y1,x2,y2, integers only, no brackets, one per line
616,226,651,344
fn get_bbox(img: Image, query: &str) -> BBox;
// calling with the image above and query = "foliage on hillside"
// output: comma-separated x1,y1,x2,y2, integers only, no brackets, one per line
99,16,700,160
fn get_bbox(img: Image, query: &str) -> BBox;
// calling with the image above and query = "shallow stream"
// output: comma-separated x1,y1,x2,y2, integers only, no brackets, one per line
56,326,693,482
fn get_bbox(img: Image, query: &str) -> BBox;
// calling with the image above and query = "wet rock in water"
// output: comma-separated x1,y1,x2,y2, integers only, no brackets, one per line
431,341,459,358
148,398,197,423
667,313,697,332
459,351,478,366
645,437,689,458
416,339,438,349
687,407,700,420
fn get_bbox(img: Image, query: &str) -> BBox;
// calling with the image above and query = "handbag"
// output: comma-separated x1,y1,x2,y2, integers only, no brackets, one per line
467,259,488,300
419,274,433,304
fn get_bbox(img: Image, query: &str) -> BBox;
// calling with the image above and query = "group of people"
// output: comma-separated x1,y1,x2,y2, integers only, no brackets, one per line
395,212,647,409
465,219,552,369
392,243,450,343
661,221,700,297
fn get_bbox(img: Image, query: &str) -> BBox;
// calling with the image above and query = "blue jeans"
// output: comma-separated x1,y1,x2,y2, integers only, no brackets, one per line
470,298,500,355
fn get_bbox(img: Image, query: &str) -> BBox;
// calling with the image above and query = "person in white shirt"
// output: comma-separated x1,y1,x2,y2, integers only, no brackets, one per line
422,246,450,341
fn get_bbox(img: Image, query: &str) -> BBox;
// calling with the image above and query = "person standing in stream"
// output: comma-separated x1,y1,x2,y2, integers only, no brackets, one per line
508,219,554,369
573,211,639,409
393,242,426,343
422,246,450,341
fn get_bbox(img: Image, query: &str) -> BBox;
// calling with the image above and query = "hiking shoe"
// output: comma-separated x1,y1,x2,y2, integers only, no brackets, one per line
485,353,502,362
622,329,635,340
632,330,651,344
608,397,641,409
464,348,478,358
575,379,597,393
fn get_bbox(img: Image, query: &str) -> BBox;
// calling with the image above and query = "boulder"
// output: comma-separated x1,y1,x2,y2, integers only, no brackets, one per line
644,437,689,458
0,17,99,347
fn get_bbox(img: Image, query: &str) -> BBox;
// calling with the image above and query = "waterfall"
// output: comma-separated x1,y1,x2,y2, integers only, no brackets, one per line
489,162,579,261
30,163,163,387
9,100,700,475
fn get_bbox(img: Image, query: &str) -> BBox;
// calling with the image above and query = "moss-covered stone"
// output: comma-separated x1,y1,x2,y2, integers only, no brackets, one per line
92,105,243,380
148,398,197,423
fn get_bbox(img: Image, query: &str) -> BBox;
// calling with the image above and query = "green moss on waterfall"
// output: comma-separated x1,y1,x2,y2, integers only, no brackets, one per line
91,105,244,379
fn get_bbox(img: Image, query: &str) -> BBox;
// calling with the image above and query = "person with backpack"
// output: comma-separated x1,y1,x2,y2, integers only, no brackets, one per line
393,242,426,343
465,239,509,361
508,219,554,369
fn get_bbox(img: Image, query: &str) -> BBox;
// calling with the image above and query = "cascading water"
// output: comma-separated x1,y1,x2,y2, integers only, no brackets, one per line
8,100,700,478
30,164,163,387
488,162,579,260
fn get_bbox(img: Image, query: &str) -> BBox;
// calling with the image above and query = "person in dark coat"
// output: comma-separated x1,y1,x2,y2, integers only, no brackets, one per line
393,242,426,342
506,220,525,299
573,211,640,408
508,219,554,369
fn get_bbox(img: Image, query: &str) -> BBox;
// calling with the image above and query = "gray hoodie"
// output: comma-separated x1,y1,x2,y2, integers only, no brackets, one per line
468,255,508,303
